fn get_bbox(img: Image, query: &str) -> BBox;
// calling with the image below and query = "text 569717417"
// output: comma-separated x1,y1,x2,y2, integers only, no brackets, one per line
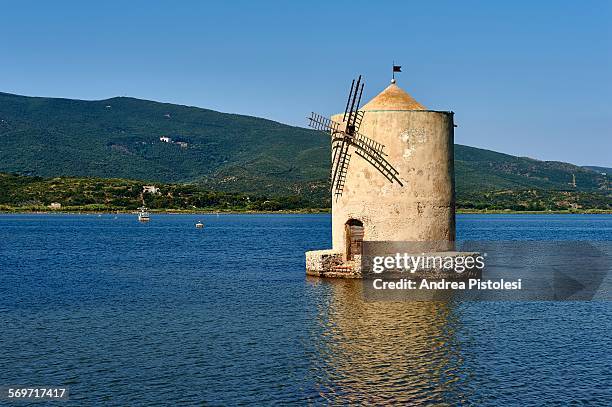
1,387,69,400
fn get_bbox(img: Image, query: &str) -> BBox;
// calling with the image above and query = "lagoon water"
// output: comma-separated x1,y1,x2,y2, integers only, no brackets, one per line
0,214,610,405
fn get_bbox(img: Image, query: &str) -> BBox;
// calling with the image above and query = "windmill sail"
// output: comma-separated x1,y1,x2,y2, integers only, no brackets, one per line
342,79,355,123
331,139,351,198
353,148,402,186
330,138,349,183
354,131,386,156
307,74,403,199
343,76,364,135
308,112,341,134
334,151,351,198
352,110,365,134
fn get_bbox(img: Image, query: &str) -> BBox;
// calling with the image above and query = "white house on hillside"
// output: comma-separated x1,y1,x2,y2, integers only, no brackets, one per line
143,185,160,194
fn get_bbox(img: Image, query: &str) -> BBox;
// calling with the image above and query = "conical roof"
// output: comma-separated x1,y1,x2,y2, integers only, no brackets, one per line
361,81,426,111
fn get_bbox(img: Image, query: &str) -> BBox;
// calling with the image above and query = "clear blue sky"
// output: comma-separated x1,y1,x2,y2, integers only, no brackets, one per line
1,0,610,166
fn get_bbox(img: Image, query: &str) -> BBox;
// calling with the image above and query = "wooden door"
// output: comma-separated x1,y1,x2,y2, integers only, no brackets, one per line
345,220,364,260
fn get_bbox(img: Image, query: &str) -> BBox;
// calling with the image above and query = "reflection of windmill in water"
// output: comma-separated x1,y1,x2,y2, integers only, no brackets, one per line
306,278,469,404
308,75,403,201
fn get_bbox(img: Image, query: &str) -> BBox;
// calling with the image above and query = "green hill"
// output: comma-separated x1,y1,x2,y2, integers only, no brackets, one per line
454,145,608,192
0,92,329,198
583,166,612,175
0,92,609,209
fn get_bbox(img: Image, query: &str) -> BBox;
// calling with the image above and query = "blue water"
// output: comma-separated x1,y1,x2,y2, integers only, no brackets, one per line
0,214,610,405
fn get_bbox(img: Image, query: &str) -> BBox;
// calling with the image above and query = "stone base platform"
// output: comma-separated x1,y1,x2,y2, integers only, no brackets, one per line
306,249,482,279
305,249,361,278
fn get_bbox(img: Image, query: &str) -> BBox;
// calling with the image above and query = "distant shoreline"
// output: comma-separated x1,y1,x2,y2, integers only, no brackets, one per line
456,209,611,214
0,208,330,215
3,173,609,214
1,208,610,215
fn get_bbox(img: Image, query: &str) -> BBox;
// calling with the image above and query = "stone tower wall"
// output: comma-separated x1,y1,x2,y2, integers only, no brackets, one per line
331,109,455,255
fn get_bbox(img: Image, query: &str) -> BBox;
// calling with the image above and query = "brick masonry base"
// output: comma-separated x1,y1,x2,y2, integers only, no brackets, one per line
306,249,482,279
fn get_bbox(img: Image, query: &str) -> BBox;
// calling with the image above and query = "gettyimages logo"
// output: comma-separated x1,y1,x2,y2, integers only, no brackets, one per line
361,241,611,301
371,252,486,274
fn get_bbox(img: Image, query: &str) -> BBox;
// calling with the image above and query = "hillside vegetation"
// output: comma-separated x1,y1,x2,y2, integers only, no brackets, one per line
0,92,609,210
0,173,608,212
0,173,321,212
0,92,329,199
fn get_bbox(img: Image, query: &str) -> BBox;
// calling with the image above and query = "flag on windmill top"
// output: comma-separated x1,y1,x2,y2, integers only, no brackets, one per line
393,65,402,72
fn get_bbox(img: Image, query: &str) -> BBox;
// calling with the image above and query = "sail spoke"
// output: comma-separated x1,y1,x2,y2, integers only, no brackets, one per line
308,75,402,198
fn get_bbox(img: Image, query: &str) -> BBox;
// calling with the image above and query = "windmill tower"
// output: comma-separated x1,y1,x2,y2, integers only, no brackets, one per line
306,74,456,276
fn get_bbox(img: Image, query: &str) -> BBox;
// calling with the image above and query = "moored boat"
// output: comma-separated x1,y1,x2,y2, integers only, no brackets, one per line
138,206,150,222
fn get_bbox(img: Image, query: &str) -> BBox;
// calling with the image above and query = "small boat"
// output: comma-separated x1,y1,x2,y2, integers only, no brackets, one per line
138,206,150,222
195,221,204,228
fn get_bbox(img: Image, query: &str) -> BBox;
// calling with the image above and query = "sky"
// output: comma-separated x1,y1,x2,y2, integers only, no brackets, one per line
1,0,610,166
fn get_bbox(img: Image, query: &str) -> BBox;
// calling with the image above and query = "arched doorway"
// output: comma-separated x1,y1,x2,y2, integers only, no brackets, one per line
345,219,364,261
